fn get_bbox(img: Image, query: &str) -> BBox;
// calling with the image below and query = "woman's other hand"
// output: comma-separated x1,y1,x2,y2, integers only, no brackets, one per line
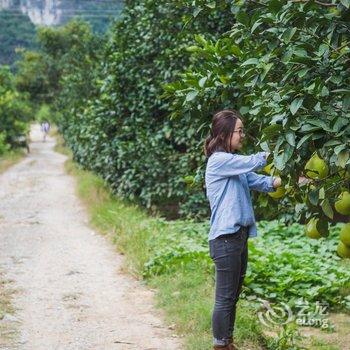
273,177,282,188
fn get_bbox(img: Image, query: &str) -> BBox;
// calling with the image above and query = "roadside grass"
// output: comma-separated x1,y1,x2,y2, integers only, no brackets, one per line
50,125,71,156
0,270,18,348
54,133,350,350
0,147,28,347
0,149,27,347
0,149,26,174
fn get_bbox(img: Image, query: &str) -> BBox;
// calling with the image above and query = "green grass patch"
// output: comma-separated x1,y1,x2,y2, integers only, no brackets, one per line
0,149,26,174
52,126,71,157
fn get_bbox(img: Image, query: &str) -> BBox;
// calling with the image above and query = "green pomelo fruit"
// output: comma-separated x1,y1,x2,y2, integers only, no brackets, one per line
305,153,329,179
335,191,350,216
337,241,350,258
340,223,350,246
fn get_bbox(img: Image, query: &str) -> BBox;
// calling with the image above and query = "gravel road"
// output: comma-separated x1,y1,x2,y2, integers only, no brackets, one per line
0,124,182,350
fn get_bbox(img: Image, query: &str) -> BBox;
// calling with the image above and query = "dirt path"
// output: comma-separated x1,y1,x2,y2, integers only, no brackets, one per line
0,125,182,350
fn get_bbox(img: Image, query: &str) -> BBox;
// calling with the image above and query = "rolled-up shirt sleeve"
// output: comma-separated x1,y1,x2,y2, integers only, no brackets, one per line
207,152,267,178
246,172,275,192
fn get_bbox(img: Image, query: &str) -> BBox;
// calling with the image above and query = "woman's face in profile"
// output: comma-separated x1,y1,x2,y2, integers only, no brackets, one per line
228,118,245,152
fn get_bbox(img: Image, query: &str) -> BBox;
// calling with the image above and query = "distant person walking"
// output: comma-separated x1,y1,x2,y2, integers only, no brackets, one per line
40,121,50,142
204,109,282,350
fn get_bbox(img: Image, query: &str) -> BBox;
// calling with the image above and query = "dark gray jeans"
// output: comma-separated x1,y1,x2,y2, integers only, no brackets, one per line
209,227,249,346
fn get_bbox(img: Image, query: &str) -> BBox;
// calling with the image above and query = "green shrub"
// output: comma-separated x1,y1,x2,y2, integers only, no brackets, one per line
0,132,10,155
0,66,32,148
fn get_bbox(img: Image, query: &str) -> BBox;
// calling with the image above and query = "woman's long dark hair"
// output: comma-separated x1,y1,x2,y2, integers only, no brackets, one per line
204,109,243,158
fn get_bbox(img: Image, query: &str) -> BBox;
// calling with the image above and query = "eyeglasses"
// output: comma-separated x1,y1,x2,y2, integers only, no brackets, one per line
233,129,245,136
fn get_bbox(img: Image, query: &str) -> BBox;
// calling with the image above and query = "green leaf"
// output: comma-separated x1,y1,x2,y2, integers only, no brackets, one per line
324,140,341,147
251,20,263,34
186,46,201,53
282,27,297,44
296,134,311,149
313,102,322,112
342,94,350,110
319,187,325,200
193,8,202,18
285,131,295,147
331,89,350,93
320,86,329,97
308,189,319,206
206,2,216,9
307,119,332,132
236,11,250,26
290,98,303,115
230,44,242,57
338,150,350,168
317,44,329,57
219,75,229,85
194,34,207,46
283,143,294,163
274,152,286,170
321,198,334,219
334,144,347,155
298,68,309,78
239,106,250,115
186,90,198,102
341,0,350,8
261,63,273,81
262,124,283,137
198,77,207,88
268,0,284,13
311,132,324,140
294,48,308,58
241,58,259,66
300,124,322,132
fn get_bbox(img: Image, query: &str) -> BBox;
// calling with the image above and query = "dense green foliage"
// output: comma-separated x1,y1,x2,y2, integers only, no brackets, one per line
60,1,236,219
15,51,52,104
14,0,350,224
20,2,235,219
165,0,350,224
15,19,103,113
0,66,32,153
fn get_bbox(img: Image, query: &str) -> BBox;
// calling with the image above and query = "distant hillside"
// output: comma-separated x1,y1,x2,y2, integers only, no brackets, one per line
0,10,36,67
0,0,123,67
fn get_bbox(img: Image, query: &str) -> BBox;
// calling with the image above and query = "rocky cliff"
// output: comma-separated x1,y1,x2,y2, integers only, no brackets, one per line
0,0,123,26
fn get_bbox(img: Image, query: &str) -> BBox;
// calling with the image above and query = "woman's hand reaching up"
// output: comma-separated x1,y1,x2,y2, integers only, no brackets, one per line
273,177,282,188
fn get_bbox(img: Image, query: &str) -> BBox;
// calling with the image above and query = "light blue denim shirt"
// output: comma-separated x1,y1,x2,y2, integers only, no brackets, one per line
205,150,276,241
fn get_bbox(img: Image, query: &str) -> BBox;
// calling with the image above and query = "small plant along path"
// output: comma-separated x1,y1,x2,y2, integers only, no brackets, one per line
0,125,182,350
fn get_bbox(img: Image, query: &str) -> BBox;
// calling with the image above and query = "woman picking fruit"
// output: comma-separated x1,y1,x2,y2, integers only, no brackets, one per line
204,109,282,350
